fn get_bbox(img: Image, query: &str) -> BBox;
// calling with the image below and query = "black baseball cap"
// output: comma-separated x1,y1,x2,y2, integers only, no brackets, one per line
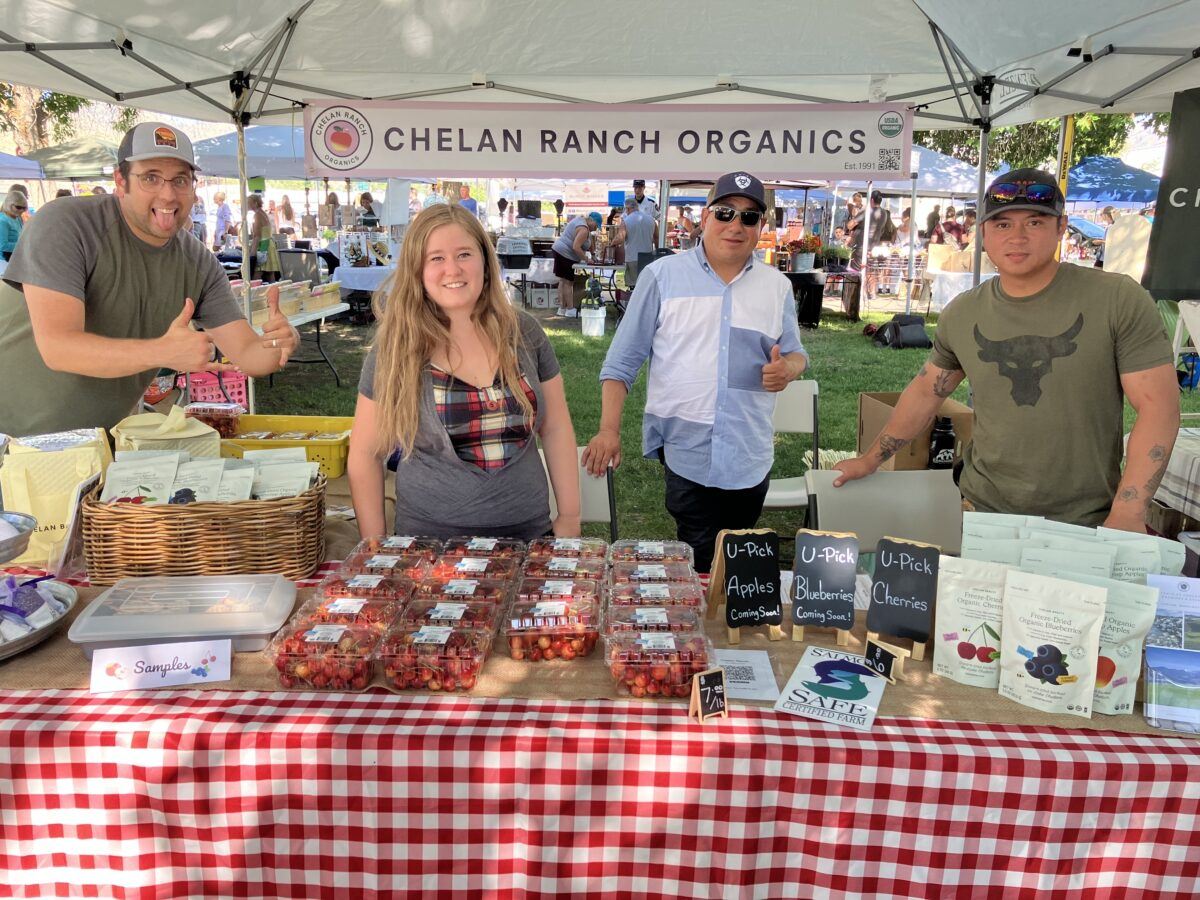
980,167,1064,223
632,179,646,187
709,171,767,212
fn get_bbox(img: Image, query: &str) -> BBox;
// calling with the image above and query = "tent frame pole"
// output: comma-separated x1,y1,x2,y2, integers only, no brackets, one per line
972,77,994,288
906,171,918,314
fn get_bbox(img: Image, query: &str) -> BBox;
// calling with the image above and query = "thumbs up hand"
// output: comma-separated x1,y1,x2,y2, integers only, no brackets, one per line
156,298,233,373
260,285,300,366
761,344,793,392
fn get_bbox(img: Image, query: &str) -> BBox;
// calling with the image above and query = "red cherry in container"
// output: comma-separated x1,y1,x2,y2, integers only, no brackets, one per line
957,641,977,660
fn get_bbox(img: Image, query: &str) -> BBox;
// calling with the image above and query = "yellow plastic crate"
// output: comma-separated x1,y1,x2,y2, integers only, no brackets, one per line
221,415,353,478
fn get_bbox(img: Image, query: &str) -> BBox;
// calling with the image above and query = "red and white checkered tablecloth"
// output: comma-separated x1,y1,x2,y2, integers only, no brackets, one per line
1,691,1198,899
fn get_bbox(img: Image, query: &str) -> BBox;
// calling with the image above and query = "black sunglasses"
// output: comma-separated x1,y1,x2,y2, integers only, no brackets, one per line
986,181,1058,206
708,204,764,227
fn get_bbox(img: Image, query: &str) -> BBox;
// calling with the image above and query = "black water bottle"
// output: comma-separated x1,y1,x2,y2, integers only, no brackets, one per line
928,416,956,470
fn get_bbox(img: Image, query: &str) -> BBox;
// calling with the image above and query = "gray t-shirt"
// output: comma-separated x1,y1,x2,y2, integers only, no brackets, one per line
551,217,590,261
359,311,563,538
622,210,655,261
0,195,243,437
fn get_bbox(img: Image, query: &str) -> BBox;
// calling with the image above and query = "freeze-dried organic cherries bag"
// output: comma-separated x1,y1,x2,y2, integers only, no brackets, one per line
932,557,1010,689
999,570,1106,719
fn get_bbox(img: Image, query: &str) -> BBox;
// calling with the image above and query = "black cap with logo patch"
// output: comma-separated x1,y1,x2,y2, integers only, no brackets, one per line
709,171,767,212
980,167,1064,223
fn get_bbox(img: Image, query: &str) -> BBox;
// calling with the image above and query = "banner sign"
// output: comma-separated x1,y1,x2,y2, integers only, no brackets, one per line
303,101,912,180
1144,88,1200,300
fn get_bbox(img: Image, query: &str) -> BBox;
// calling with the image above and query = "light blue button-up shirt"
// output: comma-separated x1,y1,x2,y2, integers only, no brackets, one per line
599,244,807,490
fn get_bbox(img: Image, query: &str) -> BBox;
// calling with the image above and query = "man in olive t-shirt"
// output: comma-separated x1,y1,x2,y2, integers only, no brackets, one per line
834,168,1179,532
0,121,300,438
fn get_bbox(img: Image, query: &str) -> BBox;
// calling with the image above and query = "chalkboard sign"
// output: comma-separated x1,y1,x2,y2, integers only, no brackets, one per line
718,531,783,630
866,537,939,650
690,667,728,723
792,530,858,631
863,638,908,683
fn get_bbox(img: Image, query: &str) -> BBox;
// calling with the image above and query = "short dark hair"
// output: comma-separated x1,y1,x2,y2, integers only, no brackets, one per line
118,160,131,181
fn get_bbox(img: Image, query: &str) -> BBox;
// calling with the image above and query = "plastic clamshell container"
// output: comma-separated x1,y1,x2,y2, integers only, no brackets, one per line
378,624,492,692
514,577,603,605
604,605,704,634
609,540,695,565
414,577,512,605
342,551,432,581
609,561,699,585
295,596,402,632
429,556,520,582
183,402,244,439
521,556,607,580
220,414,353,478
351,536,442,561
397,599,499,632
68,574,296,658
267,622,379,691
503,598,601,662
526,537,609,560
440,536,527,560
320,572,414,604
608,580,707,609
605,631,713,699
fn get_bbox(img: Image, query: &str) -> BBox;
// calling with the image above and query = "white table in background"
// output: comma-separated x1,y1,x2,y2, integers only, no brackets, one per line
252,302,350,387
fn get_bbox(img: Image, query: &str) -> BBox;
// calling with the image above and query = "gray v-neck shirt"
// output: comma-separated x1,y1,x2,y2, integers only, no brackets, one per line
359,311,561,539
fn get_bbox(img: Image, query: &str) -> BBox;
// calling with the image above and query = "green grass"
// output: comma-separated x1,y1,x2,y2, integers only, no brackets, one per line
255,306,1200,541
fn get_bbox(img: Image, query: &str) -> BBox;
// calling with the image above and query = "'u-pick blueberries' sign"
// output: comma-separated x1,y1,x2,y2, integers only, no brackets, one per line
792,531,858,630
722,532,783,629
866,538,939,644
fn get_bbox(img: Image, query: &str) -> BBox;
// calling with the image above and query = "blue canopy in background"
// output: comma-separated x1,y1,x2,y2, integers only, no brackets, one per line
1066,155,1160,205
0,151,43,180
192,125,306,179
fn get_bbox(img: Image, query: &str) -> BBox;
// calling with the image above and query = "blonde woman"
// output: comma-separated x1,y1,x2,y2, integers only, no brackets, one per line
246,194,280,282
349,205,580,540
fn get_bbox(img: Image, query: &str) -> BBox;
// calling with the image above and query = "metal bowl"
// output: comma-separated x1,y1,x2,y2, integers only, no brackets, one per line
0,580,77,663
0,511,37,565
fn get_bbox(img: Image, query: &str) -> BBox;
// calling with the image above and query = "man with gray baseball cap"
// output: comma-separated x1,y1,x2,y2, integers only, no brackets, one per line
584,170,809,572
834,167,1178,532
0,121,300,437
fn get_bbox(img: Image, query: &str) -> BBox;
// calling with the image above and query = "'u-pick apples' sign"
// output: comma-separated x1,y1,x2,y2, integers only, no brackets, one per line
722,532,783,630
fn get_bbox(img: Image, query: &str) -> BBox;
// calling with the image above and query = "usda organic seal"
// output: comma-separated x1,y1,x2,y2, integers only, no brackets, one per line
878,111,904,138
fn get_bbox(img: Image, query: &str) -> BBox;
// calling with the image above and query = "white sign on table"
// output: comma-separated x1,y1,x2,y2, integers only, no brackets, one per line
711,649,780,701
774,646,886,732
304,100,912,180
89,639,232,694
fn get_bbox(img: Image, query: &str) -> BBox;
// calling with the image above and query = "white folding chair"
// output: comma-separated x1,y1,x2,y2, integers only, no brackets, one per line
541,447,618,542
763,379,819,516
804,468,962,554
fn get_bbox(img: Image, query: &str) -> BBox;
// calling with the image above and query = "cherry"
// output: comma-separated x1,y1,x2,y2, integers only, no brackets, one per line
957,641,977,660
975,645,998,663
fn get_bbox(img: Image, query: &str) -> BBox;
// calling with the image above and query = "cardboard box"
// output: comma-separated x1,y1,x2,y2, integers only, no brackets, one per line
857,391,974,470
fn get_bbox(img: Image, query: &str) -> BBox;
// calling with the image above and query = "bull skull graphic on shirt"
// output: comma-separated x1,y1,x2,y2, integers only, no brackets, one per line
973,314,1084,407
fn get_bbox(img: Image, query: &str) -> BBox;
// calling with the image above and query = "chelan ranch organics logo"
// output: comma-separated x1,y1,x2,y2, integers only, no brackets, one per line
311,106,373,171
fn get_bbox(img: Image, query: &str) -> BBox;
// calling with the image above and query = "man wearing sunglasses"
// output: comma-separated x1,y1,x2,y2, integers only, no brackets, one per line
0,122,300,438
834,168,1178,532
584,171,809,572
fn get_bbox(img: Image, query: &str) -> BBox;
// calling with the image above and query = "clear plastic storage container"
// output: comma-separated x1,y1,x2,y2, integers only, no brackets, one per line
605,631,712,698
609,561,699,585
503,598,601,662
267,622,379,691
440,536,527,561
320,572,414,604
414,577,513,605
526,537,609,560
604,605,704,634
183,402,244,439
378,623,492,692
296,596,402,632
521,556,607,580
428,556,520,582
68,574,296,657
608,580,707,609
396,599,500,632
514,577,604,605
609,540,695,565
351,536,442,562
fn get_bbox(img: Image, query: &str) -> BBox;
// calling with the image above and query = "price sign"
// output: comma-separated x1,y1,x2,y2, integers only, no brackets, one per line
690,667,728,723
863,637,908,683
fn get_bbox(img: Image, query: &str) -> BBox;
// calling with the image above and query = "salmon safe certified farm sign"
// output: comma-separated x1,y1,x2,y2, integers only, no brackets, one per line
304,101,912,180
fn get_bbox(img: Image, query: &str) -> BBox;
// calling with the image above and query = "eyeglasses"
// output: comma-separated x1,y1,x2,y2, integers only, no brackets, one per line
708,204,764,227
986,181,1058,206
133,172,195,191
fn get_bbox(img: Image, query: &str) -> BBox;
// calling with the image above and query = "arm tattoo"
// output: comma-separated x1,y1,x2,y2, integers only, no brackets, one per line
932,369,958,399
1117,486,1140,503
1143,444,1169,497
877,433,910,462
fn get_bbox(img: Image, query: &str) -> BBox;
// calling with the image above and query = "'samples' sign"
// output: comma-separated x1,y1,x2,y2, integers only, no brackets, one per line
866,538,939,644
792,531,858,630
304,101,913,180
721,531,783,630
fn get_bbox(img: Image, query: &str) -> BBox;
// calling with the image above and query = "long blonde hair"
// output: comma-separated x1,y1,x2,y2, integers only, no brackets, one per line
371,204,530,457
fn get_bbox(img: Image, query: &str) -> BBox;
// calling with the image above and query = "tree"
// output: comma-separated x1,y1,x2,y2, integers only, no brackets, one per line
916,113,1134,170
0,82,88,152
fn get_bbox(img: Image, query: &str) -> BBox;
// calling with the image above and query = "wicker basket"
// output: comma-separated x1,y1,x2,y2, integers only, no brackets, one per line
82,476,326,585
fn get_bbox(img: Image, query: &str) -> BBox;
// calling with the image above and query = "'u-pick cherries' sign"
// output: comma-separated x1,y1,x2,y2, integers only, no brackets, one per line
867,538,939,645
792,531,858,631
721,531,783,630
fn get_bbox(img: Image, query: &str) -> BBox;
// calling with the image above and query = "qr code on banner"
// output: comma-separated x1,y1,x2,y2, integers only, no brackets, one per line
878,148,902,171
725,665,754,683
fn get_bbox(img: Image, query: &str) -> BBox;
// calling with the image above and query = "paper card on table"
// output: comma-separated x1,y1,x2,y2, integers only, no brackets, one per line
712,649,780,701
774,645,886,732
1019,546,1113,579
90,639,232,693
1146,575,1200,650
